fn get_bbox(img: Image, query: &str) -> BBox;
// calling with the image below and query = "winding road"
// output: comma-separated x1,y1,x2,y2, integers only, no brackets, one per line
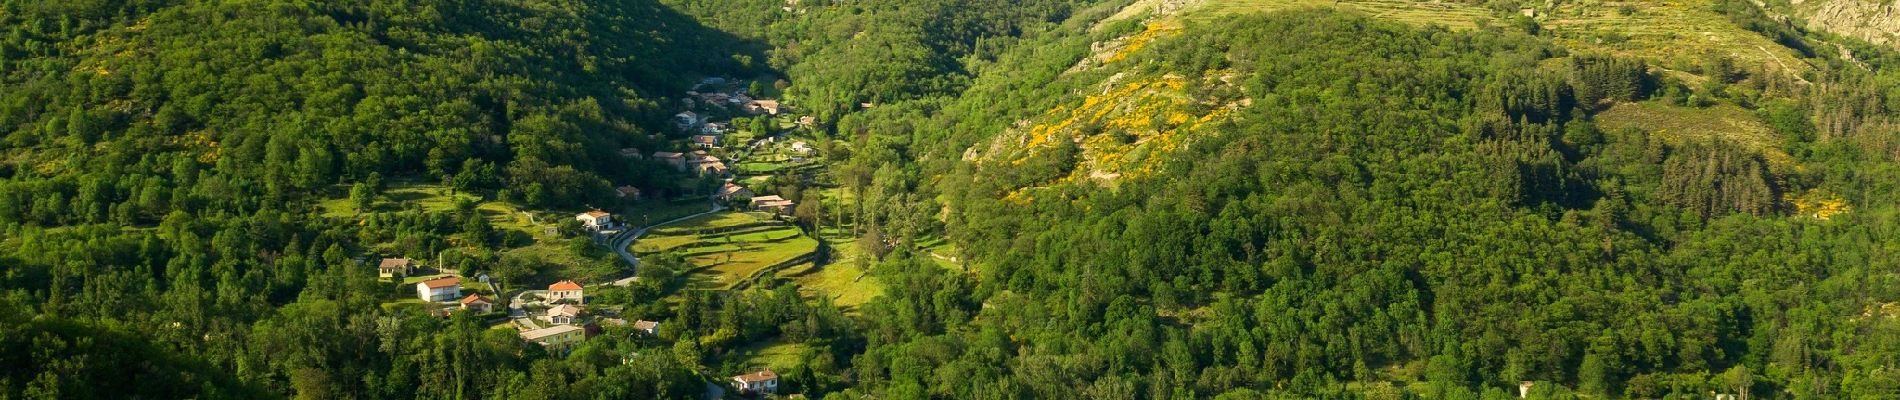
607,203,725,286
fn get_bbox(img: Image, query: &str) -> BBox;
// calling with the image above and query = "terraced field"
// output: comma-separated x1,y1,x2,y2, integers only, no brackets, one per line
632,212,817,289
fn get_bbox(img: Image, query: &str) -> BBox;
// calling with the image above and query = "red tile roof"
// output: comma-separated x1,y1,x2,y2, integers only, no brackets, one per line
549,280,583,291
583,210,609,218
419,276,460,289
459,294,489,305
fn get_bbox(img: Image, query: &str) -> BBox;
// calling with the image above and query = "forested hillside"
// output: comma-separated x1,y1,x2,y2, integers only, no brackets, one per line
0,0,750,397
810,1,1900,398
7,0,1900,398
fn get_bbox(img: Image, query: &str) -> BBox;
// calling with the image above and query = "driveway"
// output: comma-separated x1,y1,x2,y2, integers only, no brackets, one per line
509,289,549,319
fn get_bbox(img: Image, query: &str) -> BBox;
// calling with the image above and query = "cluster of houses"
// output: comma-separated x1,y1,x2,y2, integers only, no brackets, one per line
376,259,498,320
681,77,783,119
510,279,666,354
646,149,728,177
377,257,664,355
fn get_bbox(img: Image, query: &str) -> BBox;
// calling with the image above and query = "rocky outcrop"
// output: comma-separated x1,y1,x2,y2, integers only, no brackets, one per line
1794,0,1900,47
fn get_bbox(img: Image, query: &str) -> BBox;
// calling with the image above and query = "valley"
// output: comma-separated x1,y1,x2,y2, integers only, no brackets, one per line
4,0,1900,398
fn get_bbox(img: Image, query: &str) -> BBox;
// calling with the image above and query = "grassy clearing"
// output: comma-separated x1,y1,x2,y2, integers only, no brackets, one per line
507,240,625,283
319,184,541,234
632,212,816,289
1182,0,1495,29
730,339,808,372
626,198,715,228
791,260,884,308
784,225,886,309
1595,101,1794,168
1542,0,1810,76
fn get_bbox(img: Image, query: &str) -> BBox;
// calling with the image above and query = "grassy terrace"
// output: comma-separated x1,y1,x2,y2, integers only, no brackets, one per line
626,198,716,228
632,212,817,289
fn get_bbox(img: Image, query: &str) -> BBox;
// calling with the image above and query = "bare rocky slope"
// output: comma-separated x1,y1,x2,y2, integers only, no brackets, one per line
1794,0,1900,47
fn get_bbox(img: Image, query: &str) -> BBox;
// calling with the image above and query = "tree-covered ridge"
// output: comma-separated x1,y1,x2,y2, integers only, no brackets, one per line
0,0,747,219
815,6,1900,398
0,0,765,397
659,0,1090,124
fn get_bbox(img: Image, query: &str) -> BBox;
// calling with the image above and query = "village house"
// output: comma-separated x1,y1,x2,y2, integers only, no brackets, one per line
546,304,584,325
698,161,728,176
575,210,613,231
689,151,727,176
746,99,782,116
701,122,731,135
731,370,780,395
674,111,699,127
749,195,795,214
459,294,493,313
618,147,644,159
632,320,660,336
797,116,816,128
653,151,688,171
520,324,586,353
616,186,642,201
789,141,814,155
690,134,721,148
716,182,755,201
416,276,461,302
547,280,585,303
731,93,753,106
378,258,414,279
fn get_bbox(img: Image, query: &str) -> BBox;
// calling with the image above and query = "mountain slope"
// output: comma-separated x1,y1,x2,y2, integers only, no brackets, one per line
821,1,1900,397
0,1,743,397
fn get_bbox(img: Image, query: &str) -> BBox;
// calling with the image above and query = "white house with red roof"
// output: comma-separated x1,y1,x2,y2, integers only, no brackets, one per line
548,280,585,303
732,370,779,394
416,276,461,302
458,294,492,313
576,210,613,230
